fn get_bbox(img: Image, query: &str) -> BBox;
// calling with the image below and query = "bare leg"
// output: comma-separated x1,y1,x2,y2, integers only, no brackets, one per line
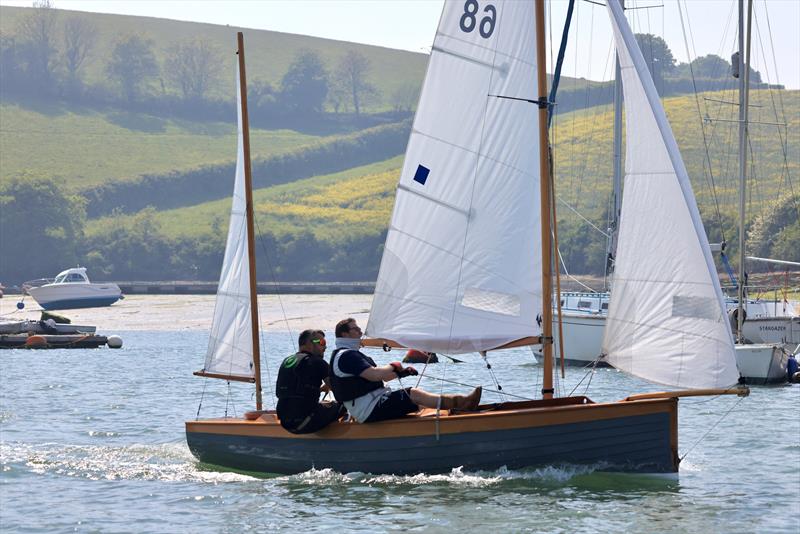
409,387,482,411
409,388,441,408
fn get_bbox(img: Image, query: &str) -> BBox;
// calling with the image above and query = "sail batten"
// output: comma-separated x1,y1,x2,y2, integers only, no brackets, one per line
201,62,255,381
367,0,543,354
601,0,739,389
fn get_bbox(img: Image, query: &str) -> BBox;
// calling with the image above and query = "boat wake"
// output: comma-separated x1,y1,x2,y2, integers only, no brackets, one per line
284,464,605,487
0,441,257,484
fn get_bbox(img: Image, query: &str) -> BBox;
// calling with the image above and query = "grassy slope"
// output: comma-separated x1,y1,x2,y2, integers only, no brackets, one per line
84,89,798,248
85,156,404,241
0,6,603,189
0,102,321,189
552,88,800,223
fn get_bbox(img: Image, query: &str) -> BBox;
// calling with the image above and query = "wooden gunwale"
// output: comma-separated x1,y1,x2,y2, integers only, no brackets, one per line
186,396,677,440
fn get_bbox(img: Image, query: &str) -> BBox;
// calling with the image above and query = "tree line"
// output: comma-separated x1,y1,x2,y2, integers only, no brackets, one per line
553,34,769,116
0,174,388,285
2,173,795,286
0,1,420,122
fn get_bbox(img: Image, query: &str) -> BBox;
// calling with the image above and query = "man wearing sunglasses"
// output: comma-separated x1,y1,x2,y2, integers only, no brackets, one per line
329,318,481,423
275,329,343,434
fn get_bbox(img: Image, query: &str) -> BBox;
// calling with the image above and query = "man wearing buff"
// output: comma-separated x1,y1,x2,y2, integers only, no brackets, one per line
328,318,481,423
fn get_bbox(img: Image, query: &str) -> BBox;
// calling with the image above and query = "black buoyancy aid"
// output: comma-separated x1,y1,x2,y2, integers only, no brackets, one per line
275,352,321,401
329,348,384,402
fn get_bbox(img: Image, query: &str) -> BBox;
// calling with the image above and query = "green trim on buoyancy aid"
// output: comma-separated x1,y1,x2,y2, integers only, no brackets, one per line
329,348,384,402
276,352,321,400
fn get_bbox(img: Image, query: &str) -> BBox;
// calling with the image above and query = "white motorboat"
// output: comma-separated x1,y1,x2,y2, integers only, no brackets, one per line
23,268,122,310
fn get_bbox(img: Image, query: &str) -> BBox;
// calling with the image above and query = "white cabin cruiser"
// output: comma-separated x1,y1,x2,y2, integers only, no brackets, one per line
23,268,122,310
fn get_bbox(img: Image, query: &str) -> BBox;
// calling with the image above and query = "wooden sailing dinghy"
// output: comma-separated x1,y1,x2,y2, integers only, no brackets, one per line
186,2,746,476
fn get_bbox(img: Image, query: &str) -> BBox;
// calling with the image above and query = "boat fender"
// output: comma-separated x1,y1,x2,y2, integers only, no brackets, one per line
16,301,24,310
25,335,47,348
788,354,798,380
107,335,123,349
728,308,747,323
792,371,800,384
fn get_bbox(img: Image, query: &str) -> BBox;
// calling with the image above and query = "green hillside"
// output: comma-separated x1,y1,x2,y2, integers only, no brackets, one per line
0,102,321,188
552,89,800,223
86,88,799,245
85,156,404,241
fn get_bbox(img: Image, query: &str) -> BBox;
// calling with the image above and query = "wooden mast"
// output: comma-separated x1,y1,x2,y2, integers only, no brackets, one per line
237,32,263,410
535,0,554,399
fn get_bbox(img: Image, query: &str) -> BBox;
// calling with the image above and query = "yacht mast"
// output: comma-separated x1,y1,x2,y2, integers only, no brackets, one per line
736,0,753,343
237,32,263,409
609,0,624,283
535,0,554,399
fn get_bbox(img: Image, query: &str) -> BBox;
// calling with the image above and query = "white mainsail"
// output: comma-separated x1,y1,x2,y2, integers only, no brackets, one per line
601,0,739,389
202,63,255,380
366,0,543,354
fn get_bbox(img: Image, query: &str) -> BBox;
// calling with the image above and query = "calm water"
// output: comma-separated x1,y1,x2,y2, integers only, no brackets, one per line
1,317,798,532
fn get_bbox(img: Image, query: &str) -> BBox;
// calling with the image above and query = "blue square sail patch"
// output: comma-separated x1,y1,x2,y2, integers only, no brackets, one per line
413,164,430,185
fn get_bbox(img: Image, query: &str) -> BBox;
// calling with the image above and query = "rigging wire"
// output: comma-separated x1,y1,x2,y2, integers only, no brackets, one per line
195,375,210,420
557,196,610,237
676,0,727,243
480,351,506,402
557,247,599,292
679,394,746,461
753,2,799,219
224,380,239,418
568,356,602,397
252,215,298,411
416,374,534,402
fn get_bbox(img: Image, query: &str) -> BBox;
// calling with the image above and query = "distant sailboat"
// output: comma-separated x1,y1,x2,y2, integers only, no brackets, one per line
186,1,746,476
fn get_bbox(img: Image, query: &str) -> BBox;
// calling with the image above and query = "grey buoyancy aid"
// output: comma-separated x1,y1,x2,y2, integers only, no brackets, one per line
275,352,321,401
329,348,384,402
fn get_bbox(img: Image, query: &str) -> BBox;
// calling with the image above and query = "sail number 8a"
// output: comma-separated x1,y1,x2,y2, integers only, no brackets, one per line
459,0,496,39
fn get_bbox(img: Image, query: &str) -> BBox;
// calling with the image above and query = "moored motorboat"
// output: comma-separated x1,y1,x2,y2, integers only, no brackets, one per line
23,268,122,310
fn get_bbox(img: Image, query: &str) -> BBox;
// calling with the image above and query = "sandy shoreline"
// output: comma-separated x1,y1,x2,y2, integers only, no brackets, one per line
0,294,374,334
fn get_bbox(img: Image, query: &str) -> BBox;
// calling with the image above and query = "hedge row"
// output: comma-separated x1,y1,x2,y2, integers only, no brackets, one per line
83,119,411,217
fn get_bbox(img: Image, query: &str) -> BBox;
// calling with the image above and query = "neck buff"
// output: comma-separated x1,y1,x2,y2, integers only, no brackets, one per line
335,337,362,351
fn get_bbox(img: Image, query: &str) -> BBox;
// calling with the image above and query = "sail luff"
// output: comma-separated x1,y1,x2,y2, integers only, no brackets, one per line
535,0,554,399
236,32,263,411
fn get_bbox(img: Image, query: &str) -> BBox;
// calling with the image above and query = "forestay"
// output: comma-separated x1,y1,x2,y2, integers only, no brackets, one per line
601,0,739,389
201,63,255,380
367,0,543,354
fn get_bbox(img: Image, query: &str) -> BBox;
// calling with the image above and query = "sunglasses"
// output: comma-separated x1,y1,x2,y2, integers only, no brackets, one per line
311,338,326,345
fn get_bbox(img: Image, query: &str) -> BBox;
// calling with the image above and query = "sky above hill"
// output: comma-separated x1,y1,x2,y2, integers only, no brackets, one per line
2,0,798,89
